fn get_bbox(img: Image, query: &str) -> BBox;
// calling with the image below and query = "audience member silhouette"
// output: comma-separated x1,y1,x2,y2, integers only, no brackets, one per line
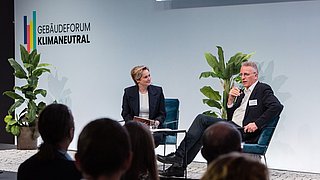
75,118,132,180
201,152,269,180
18,103,82,180
123,121,159,180
201,121,242,164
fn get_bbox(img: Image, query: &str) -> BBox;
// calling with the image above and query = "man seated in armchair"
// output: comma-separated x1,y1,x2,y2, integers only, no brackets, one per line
158,61,283,177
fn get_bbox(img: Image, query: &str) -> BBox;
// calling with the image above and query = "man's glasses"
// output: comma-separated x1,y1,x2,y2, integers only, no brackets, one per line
240,72,256,77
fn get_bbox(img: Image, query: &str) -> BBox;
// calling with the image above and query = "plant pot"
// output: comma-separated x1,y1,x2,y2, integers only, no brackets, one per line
17,126,38,150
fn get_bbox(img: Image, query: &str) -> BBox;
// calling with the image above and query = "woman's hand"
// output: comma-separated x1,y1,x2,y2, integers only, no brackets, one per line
154,120,160,128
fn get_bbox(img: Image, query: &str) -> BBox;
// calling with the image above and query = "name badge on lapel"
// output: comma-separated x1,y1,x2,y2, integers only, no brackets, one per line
249,99,257,106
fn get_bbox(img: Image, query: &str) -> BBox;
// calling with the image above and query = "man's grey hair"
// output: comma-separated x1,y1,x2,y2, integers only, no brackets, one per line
242,61,258,74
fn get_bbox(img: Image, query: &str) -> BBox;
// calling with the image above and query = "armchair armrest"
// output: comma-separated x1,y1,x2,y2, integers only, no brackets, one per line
162,120,178,128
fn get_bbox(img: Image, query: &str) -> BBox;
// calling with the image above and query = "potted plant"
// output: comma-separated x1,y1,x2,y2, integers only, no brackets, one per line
199,46,253,118
3,45,51,150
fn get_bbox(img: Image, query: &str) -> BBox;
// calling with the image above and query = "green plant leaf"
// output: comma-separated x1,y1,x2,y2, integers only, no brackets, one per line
38,63,51,67
5,124,11,133
27,101,37,124
223,63,233,79
20,84,31,90
7,119,18,126
3,91,24,100
4,115,13,123
8,99,25,115
20,45,29,63
23,62,33,70
37,102,46,114
200,86,221,101
230,62,241,76
32,68,51,77
229,52,242,64
8,58,27,79
11,125,20,136
243,53,254,60
13,86,23,91
34,89,47,97
32,54,41,68
217,46,225,72
27,76,39,91
204,53,221,74
202,99,222,109
25,91,36,100
199,72,218,79
29,49,38,66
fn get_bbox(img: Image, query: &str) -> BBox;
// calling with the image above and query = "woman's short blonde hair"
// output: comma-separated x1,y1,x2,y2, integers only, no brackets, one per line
130,65,149,85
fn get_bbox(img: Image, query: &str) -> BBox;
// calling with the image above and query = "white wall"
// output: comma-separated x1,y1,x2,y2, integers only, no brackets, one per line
14,0,320,173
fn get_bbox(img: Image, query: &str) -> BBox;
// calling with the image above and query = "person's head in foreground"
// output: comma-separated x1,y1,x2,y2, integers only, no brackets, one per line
201,152,269,180
17,103,82,180
38,103,75,158
76,118,132,180
123,121,159,180
201,121,242,164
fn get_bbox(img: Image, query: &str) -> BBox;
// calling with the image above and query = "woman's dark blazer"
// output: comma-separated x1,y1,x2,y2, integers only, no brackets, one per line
121,85,166,125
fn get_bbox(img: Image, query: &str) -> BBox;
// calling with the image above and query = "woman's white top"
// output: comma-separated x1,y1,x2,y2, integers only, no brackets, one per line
139,92,149,119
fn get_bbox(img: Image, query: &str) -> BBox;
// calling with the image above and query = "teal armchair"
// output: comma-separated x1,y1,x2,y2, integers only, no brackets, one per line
243,116,280,165
159,98,180,155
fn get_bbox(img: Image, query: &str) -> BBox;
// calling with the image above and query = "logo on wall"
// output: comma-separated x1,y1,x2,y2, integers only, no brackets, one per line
23,11,91,52
23,11,37,52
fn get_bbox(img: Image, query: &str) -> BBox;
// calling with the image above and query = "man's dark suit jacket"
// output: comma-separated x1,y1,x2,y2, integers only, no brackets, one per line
17,150,82,180
121,85,166,125
227,81,283,143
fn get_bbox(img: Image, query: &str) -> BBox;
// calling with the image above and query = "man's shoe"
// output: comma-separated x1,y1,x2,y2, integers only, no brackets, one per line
157,152,175,159
159,164,185,177
157,153,183,165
